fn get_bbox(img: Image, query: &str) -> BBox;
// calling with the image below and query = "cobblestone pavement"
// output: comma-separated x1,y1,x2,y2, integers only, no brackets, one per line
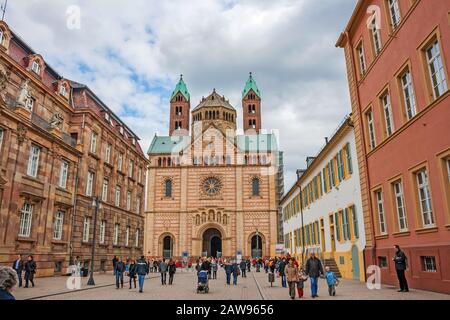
12,268,450,300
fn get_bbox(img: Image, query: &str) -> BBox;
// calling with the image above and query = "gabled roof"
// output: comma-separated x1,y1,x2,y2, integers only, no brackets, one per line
170,75,190,101
192,90,236,112
242,72,261,99
147,135,191,155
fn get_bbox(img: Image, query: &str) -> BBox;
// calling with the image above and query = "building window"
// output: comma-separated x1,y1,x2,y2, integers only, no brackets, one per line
357,42,366,75
18,203,33,237
82,217,91,243
400,70,417,120
135,229,140,247
366,110,376,150
375,190,387,234
90,132,98,154
381,93,394,137
31,60,41,74
27,144,40,178
53,211,64,240
370,17,382,55
252,178,260,196
393,181,408,231
125,226,130,247
115,186,121,207
351,205,359,239
345,143,353,174
102,179,109,202
136,196,141,214
334,212,341,242
378,256,388,268
416,170,434,227
100,220,106,244
59,84,66,96
165,179,172,197
337,151,345,182
138,167,142,184
25,98,34,112
86,171,94,197
58,160,69,189
113,223,119,246
343,209,351,240
0,29,4,46
105,143,112,164
118,153,123,172
388,0,401,29
128,160,134,178
426,40,448,99
422,256,437,273
126,191,132,211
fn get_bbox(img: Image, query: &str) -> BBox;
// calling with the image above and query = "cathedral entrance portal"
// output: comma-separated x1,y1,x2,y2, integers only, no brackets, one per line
202,228,222,258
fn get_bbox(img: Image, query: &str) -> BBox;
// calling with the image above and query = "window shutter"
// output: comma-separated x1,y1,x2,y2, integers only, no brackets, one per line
335,212,341,241
346,143,353,174
353,205,359,239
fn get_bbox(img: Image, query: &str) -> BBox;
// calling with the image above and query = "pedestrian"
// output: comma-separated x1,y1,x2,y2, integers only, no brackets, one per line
128,259,137,290
232,260,239,285
136,256,149,293
211,259,218,279
223,259,233,285
269,259,275,273
324,266,339,296
153,260,158,273
202,258,211,279
168,259,176,285
239,259,247,278
11,254,23,288
305,252,324,298
115,257,125,289
112,255,118,276
246,258,251,273
297,267,307,299
160,258,168,285
195,259,201,274
24,255,36,288
393,245,409,292
279,258,287,288
0,266,18,300
285,258,299,299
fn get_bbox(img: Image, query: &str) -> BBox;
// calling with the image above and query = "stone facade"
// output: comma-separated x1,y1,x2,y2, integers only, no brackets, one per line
145,77,280,260
0,21,148,276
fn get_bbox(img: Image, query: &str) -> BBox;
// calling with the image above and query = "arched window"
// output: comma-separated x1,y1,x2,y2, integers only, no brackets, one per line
223,215,227,225
202,212,206,223
165,179,172,197
158,158,162,167
196,215,200,226
217,212,221,223
252,177,260,196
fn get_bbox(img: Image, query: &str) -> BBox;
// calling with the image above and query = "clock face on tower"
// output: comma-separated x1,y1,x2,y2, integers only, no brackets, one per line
203,177,222,196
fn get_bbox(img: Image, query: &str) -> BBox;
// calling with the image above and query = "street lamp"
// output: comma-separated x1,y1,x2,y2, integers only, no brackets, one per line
87,197,102,286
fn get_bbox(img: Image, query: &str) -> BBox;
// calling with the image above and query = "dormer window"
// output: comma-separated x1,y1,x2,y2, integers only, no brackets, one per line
25,98,34,112
119,126,124,135
0,30,4,46
105,113,110,121
0,24,11,50
132,138,136,145
59,84,66,96
31,60,41,75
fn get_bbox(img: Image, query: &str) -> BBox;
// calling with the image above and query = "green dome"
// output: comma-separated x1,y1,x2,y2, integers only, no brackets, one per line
242,72,261,99
171,75,190,101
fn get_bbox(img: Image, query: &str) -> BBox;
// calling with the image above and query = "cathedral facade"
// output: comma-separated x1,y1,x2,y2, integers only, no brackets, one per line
145,75,281,260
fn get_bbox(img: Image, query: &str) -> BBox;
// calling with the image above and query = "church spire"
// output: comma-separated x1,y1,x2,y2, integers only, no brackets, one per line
169,74,190,136
242,72,262,133
171,74,190,101
242,72,261,99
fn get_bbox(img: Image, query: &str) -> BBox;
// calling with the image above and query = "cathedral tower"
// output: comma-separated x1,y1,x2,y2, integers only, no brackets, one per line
169,75,191,136
242,72,262,133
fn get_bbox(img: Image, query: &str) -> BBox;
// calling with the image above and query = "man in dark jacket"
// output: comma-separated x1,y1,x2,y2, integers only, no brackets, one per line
305,253,324,298
136,256,149,293
278,258,287,288
393,245,409,292
223,260,233,285
239,260,247,278
24,255,36,288
112,256,118,275
12,255,23,287
115,257,125,289
159,259,168,285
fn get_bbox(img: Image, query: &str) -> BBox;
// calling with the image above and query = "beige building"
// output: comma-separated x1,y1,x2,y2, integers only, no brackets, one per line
145,75,281,260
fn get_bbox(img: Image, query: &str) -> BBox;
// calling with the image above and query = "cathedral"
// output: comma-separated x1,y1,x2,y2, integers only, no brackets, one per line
144,74,282,260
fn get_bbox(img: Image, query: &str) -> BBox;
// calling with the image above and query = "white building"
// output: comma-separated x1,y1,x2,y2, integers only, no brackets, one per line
281,116,365,281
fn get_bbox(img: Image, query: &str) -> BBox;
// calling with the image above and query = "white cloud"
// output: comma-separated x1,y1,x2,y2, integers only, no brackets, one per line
6,0,356,190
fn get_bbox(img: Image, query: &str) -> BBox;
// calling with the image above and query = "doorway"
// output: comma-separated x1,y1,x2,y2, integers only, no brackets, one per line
202,228,222,258
163,235,173,258
251,234,263,258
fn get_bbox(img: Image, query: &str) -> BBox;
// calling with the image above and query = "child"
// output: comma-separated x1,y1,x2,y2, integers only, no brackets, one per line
325,266,339,296
297,267,308,298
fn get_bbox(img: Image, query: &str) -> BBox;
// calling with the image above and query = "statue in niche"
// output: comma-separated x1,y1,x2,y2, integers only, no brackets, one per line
17,79,31,108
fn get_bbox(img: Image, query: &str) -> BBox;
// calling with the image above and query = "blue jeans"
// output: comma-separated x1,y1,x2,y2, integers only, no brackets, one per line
233,274,238,285
226,272,231,285
115,272,123,288
138,275,145,292
310,277,319,297
281,274,287,288
16,271,22,287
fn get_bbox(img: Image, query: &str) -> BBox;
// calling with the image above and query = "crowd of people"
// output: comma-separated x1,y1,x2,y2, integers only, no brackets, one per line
0,245,411,300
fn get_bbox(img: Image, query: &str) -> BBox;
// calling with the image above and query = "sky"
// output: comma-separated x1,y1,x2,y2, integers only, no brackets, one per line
5,0,357,190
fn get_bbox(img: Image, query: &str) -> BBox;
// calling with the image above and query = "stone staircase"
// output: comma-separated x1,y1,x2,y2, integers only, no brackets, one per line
323,258,342,278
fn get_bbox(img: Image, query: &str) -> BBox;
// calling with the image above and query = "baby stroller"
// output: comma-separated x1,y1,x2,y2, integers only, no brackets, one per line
197,270,209,294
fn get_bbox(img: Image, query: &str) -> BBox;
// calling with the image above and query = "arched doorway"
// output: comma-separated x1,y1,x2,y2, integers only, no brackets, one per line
202,228,222,258
163,235,173,259
251,234,263,258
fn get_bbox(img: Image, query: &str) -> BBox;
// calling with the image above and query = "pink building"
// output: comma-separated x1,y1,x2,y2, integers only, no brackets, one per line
337,0,450,293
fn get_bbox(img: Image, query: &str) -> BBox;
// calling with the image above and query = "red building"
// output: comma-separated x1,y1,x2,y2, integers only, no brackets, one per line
337,0,450,293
